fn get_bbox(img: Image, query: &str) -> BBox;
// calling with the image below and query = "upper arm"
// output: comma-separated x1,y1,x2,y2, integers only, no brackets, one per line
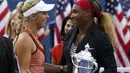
14,34,33,72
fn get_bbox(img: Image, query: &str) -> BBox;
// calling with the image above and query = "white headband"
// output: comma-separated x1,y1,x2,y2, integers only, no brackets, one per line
23,0,55,17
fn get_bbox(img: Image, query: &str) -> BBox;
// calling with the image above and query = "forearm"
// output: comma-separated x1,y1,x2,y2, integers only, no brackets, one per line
44,63,62,73
20,69,31,73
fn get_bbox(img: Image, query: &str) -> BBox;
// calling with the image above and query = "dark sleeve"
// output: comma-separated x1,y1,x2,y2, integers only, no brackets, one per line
0,37,15,73
58,53,66,65
59,28,72,65
5,38,15,73
97,35,117,73
58,54,67,73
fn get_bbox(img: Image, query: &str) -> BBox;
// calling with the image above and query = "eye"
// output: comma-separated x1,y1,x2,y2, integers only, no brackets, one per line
72,25,75,28
72,9,78,14
41,11,48,15
67,24,70,27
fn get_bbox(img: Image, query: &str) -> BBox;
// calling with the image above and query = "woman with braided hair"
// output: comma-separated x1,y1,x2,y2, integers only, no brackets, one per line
59,0,117,73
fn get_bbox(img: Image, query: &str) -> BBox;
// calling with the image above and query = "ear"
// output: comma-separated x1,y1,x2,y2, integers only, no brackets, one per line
30,13,36,20
32,13,37,18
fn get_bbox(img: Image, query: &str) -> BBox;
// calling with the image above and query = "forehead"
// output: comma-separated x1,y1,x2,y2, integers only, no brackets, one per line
67,19,72,23
37,11,48,13
72,4,84,11
66,20,74,25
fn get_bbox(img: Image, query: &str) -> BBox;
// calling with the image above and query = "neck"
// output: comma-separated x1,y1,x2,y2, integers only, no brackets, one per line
26,22,38,38
79,19,93,34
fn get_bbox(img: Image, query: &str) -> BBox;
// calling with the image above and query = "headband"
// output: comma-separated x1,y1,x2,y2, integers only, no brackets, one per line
75,0,94,13
75,0,102,17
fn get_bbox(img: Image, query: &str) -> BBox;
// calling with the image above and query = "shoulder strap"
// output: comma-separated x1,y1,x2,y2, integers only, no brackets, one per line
23,30,44,54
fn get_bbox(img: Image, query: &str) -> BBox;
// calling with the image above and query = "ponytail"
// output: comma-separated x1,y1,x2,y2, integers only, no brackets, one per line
97,12,116,48
89,0,116,48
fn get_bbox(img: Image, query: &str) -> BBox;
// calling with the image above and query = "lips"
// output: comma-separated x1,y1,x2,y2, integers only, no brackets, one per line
44,19,47,23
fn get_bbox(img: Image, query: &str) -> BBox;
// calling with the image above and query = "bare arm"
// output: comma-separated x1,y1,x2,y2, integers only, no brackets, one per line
14,34,33,73
44,63,63,73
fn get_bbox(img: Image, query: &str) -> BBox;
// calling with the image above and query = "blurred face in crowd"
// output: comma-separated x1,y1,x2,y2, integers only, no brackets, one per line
10,12,22,34
34,11,49,29
64,19,75,33
16,12,24,35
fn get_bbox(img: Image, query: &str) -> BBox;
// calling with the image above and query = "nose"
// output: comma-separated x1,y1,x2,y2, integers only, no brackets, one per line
68,27,72,31
46,13,49,19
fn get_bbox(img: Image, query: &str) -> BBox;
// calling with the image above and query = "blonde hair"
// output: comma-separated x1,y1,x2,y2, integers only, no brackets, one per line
5,9,17,36
98,13,116,48
22,0,41,22
5,1,24,37
88,0,116,47
22,0,41,13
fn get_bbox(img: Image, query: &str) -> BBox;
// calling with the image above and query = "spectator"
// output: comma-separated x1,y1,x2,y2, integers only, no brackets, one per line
51,14,75,64
0,36,15,73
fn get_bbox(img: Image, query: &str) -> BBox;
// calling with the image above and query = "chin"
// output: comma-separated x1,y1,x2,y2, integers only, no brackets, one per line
39,26,45,29
40,23,45,27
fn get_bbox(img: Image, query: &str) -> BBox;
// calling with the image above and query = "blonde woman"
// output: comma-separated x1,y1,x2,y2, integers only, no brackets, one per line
14,0,66,73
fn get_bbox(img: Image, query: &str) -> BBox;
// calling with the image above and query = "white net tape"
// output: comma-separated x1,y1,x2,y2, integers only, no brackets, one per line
99,67,130,72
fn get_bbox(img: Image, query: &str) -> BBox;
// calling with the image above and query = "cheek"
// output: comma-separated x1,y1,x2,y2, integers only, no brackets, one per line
75,14,80,20
39,16,45,23
42,15,46,21
35,17,42,24
64,26,68,33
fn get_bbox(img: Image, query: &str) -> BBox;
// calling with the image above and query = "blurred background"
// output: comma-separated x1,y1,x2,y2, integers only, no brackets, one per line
0,0,130,72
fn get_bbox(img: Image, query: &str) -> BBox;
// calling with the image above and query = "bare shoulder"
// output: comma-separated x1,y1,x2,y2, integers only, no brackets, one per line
14,32,34,54
15,32,33,46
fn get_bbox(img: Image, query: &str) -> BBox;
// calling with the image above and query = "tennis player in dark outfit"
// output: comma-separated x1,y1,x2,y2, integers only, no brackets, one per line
59,0,117,73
